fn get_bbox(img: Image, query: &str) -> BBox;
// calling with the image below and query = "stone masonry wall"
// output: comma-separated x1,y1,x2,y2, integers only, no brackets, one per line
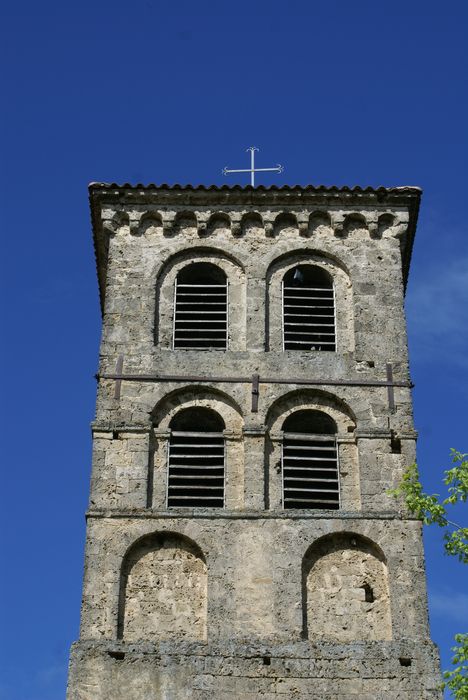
67,188,442,700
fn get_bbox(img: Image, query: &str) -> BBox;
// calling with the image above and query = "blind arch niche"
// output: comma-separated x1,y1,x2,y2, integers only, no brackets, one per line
174,262,228,350
118,532,207,642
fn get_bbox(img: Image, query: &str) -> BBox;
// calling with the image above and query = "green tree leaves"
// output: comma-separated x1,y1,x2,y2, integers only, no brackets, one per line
389,450,468,562
389,450,467,697
443,634,468,700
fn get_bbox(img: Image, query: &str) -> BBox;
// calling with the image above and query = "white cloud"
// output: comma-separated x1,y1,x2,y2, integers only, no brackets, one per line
429,589,468,620
406,256,468,368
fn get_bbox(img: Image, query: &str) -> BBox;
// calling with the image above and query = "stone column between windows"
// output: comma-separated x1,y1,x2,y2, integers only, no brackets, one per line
243,426,267,510
356,430,417,513
151,428,170,509
90,427,150,510
224,430,243,510
267,431,283,510
246,275,266,351
336,433,361,511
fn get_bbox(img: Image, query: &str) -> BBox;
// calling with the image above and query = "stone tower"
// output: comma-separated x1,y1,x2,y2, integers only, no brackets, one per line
67,182,442,699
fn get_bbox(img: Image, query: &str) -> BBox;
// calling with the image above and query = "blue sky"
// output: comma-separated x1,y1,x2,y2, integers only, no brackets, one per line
1,1,467,698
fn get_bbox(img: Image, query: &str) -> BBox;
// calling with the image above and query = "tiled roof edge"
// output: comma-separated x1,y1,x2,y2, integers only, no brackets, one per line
89,182,422,314
89,182,422,194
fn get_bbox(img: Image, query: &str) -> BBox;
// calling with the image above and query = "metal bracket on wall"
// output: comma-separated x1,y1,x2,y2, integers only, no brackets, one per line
386,363,396,413
114,355,124,399
97,359,411,413
251,373,260,413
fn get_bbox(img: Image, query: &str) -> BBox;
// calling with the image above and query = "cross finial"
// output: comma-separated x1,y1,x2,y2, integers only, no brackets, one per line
223,147,284,186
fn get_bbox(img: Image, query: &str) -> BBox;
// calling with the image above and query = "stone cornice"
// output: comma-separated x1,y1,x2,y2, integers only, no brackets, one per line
89,182,421,314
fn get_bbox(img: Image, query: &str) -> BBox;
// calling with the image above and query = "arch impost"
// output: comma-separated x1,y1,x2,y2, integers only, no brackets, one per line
269,431,283,443
243,425,267,437
355,429,392,440
397,430,418,440
336,433,357,444
223,429,243,441
91,422,150,434
152,428,171,438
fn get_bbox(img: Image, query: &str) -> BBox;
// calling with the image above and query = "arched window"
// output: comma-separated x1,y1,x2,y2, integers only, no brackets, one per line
282,410,339,509
173,262,228,350
282,265,335,351
167,407,225,507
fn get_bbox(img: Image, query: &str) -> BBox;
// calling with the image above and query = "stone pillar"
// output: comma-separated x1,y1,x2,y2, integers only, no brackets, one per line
243,426,267,509
89,428,150,509
246,275,266,351
267,431,283,510
336,433,361,511
151,428,170,509
224,430,244,509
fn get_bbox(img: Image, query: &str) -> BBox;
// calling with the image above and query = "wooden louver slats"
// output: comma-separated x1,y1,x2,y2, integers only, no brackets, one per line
174,282,228,350
282,433,339,509
167,432,225,507
283,284,336,351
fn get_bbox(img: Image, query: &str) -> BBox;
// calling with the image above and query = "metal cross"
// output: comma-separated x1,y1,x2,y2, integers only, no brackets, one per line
223,147,284,186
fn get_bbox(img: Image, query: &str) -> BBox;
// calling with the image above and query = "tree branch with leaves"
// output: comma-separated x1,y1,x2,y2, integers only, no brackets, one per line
389,449,468,699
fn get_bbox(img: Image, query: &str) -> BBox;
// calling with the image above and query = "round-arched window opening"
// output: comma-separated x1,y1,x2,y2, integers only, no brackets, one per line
281,409,339,510
177,262,226,285
283,264,332,288
174,263,228,350
282,265,335,352
168,407,225,508
282,409,336,435
169,406,225,433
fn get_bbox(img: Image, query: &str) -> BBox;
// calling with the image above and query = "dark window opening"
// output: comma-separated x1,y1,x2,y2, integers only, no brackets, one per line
262,656,271,666
390,431,402,454
399,657,412,667
167,407,225,508
362,583,375,603
108,651,125,660
174,263,228,350
282,410,339,510
282,265,335,352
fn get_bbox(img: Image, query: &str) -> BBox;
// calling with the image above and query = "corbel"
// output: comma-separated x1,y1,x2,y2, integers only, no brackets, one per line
197,212,209,237
161,212,176,236
331,212,346,237
264,215,275,237
366,213,379,239
297,213,309,237
128,211,142,236
231,213,242,237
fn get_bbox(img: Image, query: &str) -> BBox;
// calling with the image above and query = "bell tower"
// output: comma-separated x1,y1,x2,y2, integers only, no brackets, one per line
67,182,442,699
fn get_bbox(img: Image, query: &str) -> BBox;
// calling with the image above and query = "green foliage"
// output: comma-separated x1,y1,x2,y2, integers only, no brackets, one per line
389,450,467,697
443,634,468,700
445,451,468,506
389,449,468,562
